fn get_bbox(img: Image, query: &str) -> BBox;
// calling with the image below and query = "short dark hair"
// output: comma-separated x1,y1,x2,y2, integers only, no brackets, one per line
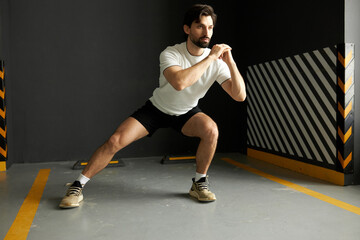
183,4,217,28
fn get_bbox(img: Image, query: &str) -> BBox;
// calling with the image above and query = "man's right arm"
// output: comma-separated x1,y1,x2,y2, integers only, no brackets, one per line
163,44,231,91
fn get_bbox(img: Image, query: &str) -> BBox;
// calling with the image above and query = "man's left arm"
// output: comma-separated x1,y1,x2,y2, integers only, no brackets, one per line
220,48,246,102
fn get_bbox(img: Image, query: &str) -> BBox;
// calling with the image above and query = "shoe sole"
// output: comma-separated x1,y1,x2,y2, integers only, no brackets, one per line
59,202,82,208
59,195,84,209
189,190,216,202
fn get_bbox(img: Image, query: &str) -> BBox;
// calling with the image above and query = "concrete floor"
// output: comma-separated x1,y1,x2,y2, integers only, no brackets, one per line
1,153,360,240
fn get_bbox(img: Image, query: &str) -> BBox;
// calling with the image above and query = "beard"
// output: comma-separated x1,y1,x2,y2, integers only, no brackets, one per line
189,35,211,48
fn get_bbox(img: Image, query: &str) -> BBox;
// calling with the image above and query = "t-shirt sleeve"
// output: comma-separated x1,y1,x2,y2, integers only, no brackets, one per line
216,60,231,85
159,47,181,74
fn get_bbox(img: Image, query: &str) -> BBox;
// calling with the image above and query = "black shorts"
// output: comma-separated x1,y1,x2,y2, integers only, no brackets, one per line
130,100,202,137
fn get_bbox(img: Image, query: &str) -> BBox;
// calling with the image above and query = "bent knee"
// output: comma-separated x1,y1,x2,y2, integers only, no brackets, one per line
106,133,126,153
201,121,219,142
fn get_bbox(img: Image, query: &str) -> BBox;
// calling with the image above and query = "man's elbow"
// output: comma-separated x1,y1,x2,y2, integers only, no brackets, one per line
234,93,246,102
167,74,186,91
171,82,186,91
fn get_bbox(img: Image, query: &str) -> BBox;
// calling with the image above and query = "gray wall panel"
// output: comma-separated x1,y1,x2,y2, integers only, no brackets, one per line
6,0,246,164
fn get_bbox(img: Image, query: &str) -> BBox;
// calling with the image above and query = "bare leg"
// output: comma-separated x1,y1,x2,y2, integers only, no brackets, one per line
181,113,218,174
82,117,149,178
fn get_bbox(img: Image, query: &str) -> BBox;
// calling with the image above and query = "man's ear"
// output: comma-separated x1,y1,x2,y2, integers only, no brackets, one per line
183,25,190,35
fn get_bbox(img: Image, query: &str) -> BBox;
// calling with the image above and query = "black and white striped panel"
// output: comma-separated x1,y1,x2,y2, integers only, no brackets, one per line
246,46,337,168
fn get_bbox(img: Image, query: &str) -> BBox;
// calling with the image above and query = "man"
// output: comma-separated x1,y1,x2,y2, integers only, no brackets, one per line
59,4,246,208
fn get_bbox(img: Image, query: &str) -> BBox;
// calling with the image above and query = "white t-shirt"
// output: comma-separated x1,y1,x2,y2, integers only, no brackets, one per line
149,42,231,116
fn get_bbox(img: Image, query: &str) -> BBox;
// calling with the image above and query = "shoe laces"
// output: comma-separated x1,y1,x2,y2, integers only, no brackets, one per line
65,183,82,196
196,181,209,191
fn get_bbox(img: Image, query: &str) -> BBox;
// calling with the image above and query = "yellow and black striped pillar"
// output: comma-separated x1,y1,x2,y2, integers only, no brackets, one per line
0,60,7,171
336,43,354,176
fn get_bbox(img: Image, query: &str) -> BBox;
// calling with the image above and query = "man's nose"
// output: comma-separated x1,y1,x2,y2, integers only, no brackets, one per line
203,28,210,36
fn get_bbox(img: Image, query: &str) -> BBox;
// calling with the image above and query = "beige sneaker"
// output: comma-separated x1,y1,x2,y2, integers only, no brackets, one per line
59,181,83,208
189,176,216,202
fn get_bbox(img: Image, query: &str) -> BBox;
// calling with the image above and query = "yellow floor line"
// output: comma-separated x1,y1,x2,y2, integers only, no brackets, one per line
4,169,51,240
221,157,360,216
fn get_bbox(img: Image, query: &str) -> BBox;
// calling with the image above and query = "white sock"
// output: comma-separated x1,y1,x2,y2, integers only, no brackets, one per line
76,173,90,186
195,172,207,182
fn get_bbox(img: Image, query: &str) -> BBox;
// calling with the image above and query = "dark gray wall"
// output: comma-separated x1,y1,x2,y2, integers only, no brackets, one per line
4,0,345,165
239,0,344,65
6,0,246,164
345,0,360,183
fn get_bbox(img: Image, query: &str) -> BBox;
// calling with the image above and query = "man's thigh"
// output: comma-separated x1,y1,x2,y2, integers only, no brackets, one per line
111,117,149,146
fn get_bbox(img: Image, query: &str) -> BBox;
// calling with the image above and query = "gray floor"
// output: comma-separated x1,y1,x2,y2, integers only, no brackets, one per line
1,153,360,240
